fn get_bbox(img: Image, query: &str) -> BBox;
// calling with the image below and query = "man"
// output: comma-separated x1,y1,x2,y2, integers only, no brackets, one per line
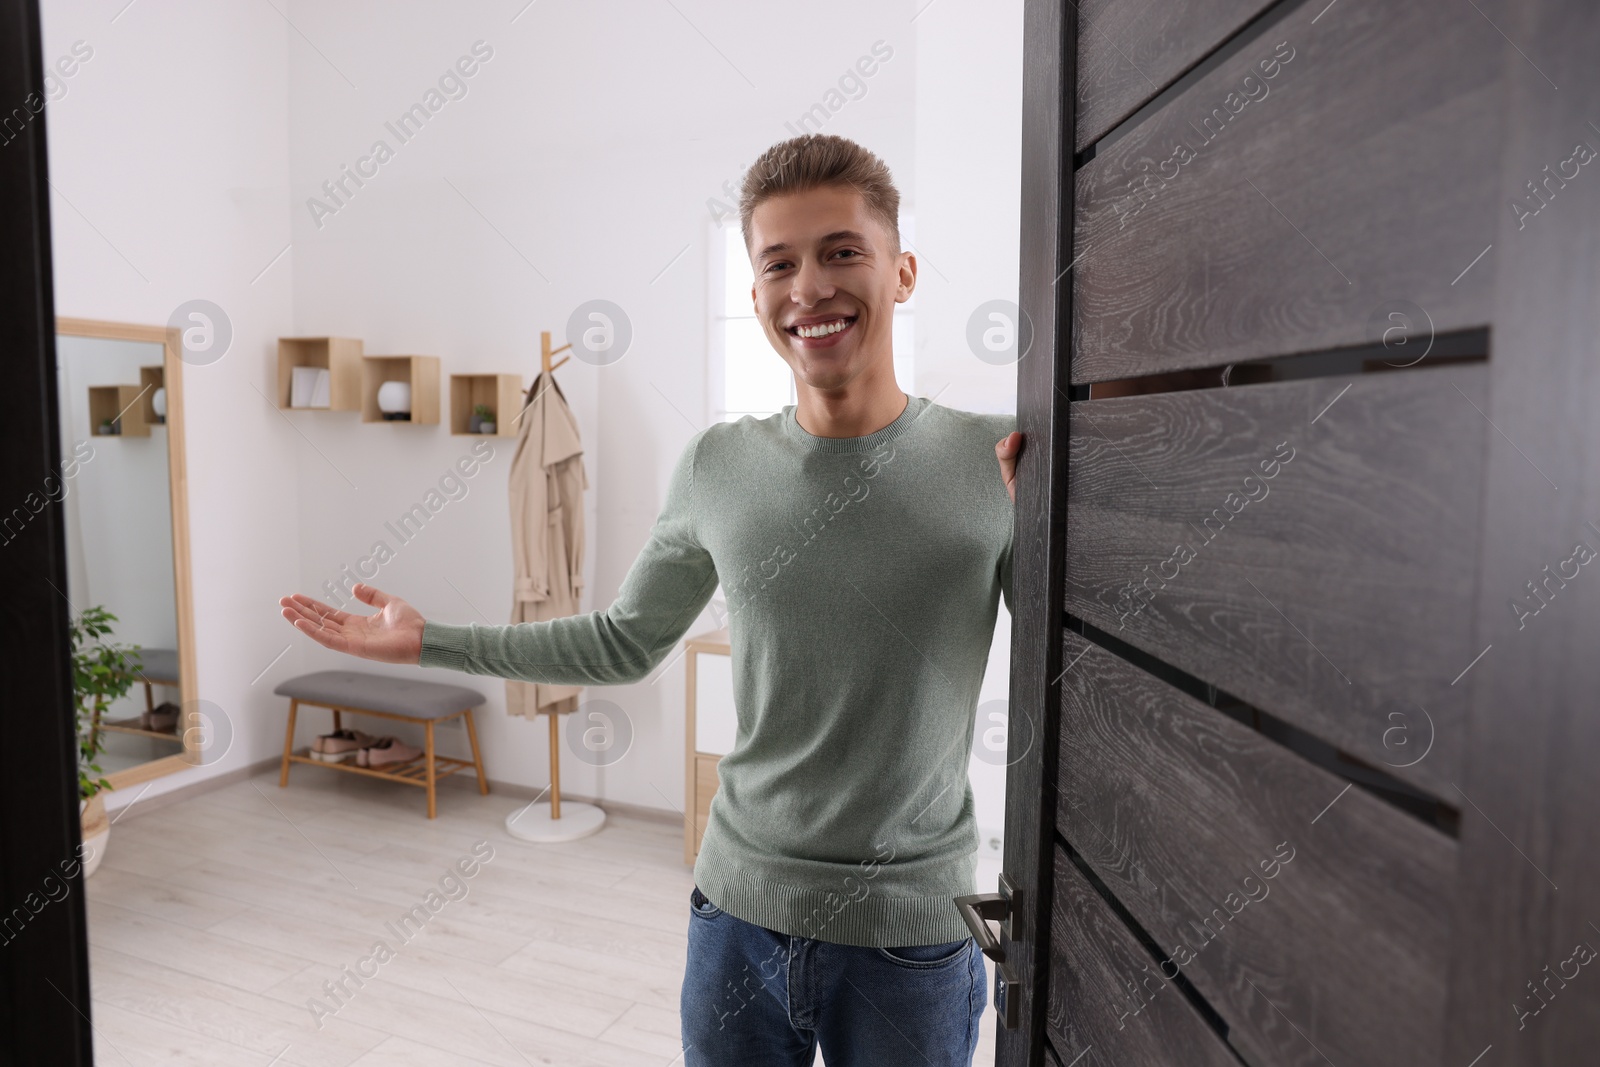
281,132,1025,1065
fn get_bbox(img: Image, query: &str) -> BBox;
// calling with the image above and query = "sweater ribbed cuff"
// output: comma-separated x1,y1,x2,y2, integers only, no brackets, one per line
419,619,474,672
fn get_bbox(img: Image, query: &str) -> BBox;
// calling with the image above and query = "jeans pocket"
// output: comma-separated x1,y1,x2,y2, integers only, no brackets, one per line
690,885,722,919
876,937,972,968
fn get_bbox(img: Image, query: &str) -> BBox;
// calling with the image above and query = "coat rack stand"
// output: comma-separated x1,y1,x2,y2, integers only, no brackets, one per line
505,331,608,845
540,330,570,377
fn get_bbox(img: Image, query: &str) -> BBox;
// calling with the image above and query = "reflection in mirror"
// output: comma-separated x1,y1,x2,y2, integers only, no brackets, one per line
56,332,182,777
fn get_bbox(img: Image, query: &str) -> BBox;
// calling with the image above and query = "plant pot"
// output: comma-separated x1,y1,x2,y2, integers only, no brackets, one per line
480,422,496,434
79,793,108,878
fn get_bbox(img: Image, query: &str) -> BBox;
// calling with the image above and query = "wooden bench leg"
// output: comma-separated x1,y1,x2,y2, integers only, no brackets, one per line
424,719,437,819
463,709,490,795
279,699,299,787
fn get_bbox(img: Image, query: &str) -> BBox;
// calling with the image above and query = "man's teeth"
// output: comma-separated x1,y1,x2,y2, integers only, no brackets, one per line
795,319,850,338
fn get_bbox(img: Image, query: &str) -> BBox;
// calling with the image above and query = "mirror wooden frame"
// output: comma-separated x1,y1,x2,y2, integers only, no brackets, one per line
55,316,200,788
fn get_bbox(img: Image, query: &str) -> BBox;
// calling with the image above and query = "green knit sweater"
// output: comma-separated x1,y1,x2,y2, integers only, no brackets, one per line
419,394,1016,947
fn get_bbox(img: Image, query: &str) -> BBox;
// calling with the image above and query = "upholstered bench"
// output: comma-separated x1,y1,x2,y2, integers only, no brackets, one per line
87,646,183,749
131,646,179,688
274,670,489,818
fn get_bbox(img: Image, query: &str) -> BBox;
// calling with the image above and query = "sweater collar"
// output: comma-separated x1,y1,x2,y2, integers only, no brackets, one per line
781,393,931,454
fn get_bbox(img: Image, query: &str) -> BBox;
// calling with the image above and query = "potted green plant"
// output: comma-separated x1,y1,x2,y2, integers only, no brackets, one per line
471,402,495,434
71,605,140,877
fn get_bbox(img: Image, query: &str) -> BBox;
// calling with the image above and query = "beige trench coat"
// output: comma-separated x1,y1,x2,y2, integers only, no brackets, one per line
506,371,587,719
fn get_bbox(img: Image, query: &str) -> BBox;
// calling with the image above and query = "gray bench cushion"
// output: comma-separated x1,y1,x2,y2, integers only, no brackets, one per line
273,670,485,718
130,647,179,682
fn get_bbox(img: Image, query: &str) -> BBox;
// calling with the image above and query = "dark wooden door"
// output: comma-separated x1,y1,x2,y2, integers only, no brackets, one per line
998,0,1600,1064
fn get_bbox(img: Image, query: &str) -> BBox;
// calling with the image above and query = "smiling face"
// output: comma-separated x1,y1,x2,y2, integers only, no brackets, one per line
748,183,915,394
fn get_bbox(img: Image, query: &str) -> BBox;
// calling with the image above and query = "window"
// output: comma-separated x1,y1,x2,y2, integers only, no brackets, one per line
710,217,916,424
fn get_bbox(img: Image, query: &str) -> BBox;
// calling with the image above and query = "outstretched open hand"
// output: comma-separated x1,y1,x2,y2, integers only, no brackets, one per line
995,431,1024,503
279,583,425,665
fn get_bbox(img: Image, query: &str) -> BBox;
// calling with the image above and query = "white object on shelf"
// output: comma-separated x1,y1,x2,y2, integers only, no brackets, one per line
290,366,331,408
151,386,166,419
376,379,411,415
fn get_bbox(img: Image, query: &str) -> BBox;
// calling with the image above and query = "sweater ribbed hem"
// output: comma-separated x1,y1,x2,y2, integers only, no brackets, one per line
693,848,977,948
782,393,931,454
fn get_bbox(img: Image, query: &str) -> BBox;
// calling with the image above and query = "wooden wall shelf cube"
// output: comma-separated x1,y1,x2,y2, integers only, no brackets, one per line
449,374,524,436
361,355,440,424
278,337,362,410
87,384,150,437
138,364,165,425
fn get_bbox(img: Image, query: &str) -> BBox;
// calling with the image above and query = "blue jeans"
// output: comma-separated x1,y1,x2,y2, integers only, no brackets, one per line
680,885,987,1065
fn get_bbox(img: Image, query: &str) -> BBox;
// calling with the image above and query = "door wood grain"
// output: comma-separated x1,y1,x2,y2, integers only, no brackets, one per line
1072,0,1505,383
1045,845,1241,1067
1056,631,1456,1067
1064,368,1488,797
1075,0,1276,152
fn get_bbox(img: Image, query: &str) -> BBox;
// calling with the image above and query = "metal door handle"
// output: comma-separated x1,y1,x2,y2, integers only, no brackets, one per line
954,891,1010,963
955,874,1022,1029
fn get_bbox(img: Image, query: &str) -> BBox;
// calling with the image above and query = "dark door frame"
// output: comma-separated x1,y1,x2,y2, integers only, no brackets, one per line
0,0,96,1060
999,1,1074,1064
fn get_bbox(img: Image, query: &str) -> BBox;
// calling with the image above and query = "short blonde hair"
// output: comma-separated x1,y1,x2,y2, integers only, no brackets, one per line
738,134,902,257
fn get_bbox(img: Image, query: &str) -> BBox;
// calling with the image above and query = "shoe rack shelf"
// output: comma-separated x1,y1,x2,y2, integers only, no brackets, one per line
85,668,183,751
94,717,181,743
283,746,479,788
278,700,489,819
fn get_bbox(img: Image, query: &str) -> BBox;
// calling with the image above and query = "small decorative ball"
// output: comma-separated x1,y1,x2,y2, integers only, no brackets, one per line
376,380,412,415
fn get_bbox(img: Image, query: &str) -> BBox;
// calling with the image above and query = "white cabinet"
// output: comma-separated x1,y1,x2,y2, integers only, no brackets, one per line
693,649,736,755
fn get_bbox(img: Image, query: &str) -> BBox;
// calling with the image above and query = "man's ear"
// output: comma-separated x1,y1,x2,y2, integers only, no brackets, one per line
896,250,917,304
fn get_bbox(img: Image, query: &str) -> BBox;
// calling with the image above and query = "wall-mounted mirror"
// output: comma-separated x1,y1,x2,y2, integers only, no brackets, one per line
55,318,198,789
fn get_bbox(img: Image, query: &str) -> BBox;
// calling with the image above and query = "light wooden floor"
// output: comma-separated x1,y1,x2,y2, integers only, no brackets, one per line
86,764,998,1065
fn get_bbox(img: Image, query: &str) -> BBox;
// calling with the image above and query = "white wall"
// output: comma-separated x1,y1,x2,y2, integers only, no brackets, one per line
281,0,927,813
43,0,1025,826
914,0,1026,878
41,0,300,813
912,0,1026,413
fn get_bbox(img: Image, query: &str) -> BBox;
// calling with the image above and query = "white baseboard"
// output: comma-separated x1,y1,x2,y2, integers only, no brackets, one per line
103,754,283,823
474,779,682,826
105,753,681,828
